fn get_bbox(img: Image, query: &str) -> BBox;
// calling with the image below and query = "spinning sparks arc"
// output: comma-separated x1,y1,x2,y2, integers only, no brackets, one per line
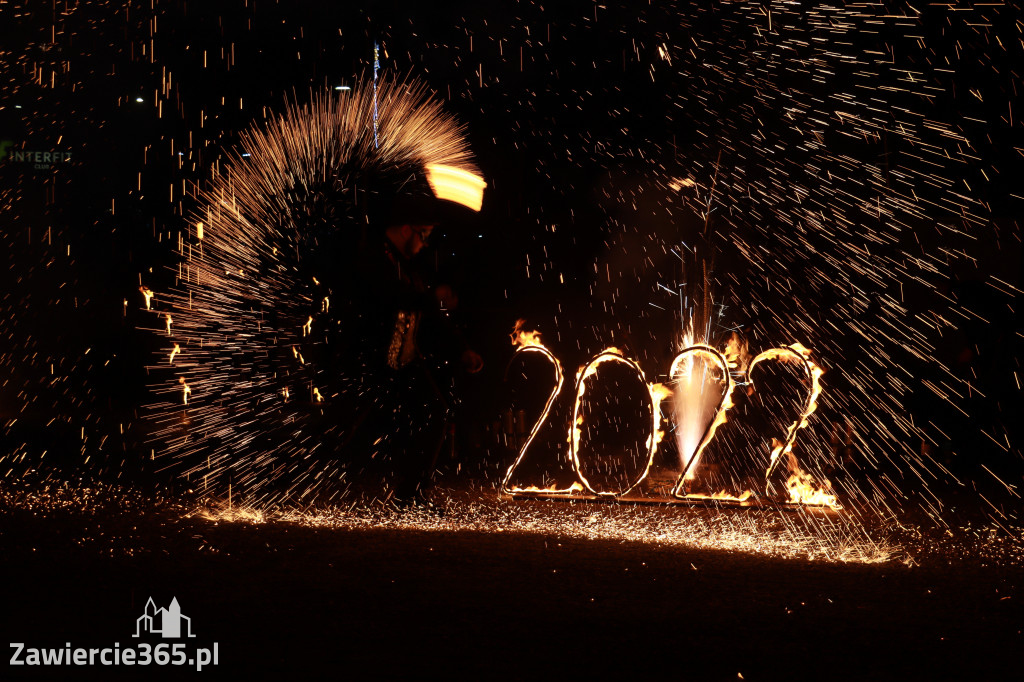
143,75,479,507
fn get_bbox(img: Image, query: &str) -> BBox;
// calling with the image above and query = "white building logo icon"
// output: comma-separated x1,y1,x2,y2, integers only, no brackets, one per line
133,597,196,638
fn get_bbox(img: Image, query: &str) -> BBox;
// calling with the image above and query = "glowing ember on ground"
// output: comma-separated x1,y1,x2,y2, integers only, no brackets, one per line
5,479,1023,569
187,489,898,565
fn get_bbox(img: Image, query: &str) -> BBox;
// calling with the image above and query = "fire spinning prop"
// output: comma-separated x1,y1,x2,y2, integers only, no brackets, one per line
140,75,481,506
503,322,838,509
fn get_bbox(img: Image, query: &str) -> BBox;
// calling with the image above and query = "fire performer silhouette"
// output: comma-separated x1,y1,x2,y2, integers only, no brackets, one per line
334,182,484,506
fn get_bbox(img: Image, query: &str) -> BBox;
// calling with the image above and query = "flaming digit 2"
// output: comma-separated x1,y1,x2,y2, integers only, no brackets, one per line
570,349,670,497
502,321,576,496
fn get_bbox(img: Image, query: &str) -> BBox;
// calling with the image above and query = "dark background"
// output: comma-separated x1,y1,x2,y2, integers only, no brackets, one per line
0,1,1022,517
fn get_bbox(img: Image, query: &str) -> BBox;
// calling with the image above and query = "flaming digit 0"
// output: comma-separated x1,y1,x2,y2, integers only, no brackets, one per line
570,350,670,497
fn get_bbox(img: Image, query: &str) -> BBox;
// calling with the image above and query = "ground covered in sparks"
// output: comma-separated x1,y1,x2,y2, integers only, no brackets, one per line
0,480,1021,680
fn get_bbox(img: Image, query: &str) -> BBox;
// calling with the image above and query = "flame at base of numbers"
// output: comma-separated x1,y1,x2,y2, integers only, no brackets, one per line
786,471,841,509
682,490,755,503
509,482,585,495
774,440,842,509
